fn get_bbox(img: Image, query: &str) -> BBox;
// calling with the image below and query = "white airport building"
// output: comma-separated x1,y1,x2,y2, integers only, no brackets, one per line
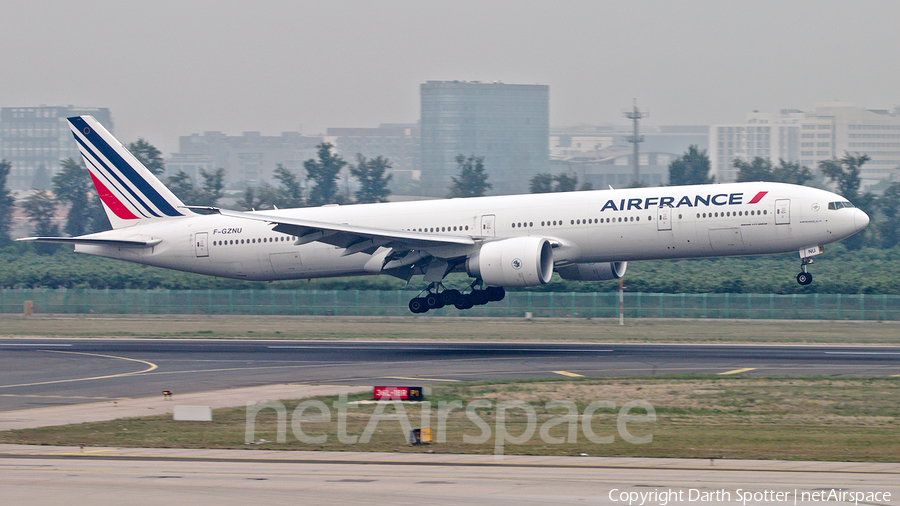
710,103,900,187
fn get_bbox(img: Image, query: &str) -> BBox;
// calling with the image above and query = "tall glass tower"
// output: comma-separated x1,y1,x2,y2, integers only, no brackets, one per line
420,81,549,196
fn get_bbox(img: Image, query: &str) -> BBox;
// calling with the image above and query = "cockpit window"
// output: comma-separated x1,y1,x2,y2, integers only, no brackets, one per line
827,201,855,210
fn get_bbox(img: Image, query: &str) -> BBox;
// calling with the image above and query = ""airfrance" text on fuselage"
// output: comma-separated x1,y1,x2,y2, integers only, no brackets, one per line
600,191,768,212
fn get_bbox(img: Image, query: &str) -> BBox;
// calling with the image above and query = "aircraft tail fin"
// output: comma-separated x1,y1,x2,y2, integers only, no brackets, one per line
67,115,193,229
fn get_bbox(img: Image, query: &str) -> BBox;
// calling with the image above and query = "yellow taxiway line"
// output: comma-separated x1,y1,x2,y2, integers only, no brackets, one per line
0,350,158,389
718,367,756,375
552,370,584,377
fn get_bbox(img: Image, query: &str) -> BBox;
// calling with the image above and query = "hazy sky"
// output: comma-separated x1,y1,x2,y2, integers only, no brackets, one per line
4,0,899,154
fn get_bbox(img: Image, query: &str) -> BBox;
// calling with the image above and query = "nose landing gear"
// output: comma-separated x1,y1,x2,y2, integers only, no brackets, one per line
796,258,813,286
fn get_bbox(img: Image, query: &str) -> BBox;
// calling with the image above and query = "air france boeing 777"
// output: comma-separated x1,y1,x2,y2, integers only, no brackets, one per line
21,116,869,313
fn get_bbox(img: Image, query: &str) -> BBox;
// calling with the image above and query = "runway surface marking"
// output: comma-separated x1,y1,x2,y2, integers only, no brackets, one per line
718,367,757,375
552,371,585,377
825,351,900,355
0,350,158,389
3,451,899,474
326,362,900,384
135,353,615,378
0,344,72,347
267,346,614,352
382,376,460,382
0,394,118,401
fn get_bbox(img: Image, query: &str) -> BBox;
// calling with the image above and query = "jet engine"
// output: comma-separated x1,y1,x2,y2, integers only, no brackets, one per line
466,237,553,287
557,261,627,281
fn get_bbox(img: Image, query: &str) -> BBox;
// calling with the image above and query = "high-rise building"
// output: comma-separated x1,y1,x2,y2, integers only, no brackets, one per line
420,81,549,196
800,103,900,185
0,106,113,190
709,110,802,183
710,104,900,186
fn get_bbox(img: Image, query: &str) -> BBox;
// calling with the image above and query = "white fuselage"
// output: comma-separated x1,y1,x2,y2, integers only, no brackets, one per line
75,182,866,282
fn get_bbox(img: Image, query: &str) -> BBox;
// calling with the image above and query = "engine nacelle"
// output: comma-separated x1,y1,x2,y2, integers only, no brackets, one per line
557,261,627,281
466,237,553,287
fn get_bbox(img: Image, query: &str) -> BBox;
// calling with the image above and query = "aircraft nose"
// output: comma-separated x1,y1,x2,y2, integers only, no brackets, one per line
855,208,870,232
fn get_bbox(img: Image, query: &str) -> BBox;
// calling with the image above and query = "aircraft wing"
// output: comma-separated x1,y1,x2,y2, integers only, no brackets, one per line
17,237,162,248
208,208,477,258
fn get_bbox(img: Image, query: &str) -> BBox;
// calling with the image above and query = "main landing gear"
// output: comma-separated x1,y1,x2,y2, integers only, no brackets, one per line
796,258,814,286
408,282,506,314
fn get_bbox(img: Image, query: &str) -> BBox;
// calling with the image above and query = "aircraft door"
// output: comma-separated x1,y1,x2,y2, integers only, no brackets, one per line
775,199,790,225
480,214,496,237
195,232,209,257
657,206,672,231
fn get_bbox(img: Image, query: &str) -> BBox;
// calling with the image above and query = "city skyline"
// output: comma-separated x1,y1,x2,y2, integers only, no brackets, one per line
2,1,898,155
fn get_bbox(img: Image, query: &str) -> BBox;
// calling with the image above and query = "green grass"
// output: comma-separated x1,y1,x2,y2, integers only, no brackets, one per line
1,315,899,344
3,377,898,462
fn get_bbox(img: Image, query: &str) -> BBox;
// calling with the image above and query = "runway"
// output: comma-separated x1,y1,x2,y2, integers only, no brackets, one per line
1,339,899,411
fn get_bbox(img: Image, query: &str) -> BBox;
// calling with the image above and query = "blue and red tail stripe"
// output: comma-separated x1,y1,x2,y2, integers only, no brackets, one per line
68,116,183,218
67,116,189,227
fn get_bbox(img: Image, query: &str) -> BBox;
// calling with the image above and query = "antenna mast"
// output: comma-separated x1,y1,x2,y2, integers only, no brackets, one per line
624,99,648,185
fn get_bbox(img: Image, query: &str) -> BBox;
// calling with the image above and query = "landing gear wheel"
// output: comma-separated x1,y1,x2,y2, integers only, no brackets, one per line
485,286,505,302
409,297,428,313
425,293,444,309
454,294,475,310
796,272,812,285
440,289,461,306
471,290,489,306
